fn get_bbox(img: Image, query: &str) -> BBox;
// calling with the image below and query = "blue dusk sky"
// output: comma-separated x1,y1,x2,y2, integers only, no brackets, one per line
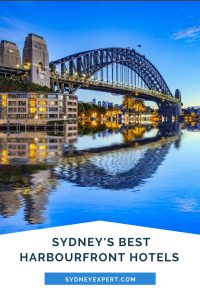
0,1,200,107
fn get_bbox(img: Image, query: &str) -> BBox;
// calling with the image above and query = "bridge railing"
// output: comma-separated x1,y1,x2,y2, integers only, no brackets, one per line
50,72,179,103
84,79,178,103
0,63,27,71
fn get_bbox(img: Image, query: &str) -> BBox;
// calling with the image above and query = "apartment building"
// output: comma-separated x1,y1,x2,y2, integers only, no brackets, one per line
0,92,78,123
64,94,77,120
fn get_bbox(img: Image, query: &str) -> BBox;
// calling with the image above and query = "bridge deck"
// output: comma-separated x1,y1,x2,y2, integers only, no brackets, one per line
51,77,178,104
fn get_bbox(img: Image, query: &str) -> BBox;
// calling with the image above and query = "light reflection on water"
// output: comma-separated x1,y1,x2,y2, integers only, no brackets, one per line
0,121,200,234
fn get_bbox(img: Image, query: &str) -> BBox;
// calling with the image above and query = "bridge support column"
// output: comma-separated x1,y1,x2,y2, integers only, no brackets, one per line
176,101,182,119
51,80,55,92
158,121,181,137
158,101,182,121
61,82,65,93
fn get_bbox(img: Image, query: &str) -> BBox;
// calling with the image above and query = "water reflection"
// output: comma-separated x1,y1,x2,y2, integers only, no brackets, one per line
176,198,200,213
56,137,179,190
183,122,200,131
0,122,78,164
0,165,54,224
0,121,183,231
0,191,20,217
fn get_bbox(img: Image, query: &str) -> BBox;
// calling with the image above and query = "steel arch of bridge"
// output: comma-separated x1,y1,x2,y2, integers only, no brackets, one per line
50,47,172,96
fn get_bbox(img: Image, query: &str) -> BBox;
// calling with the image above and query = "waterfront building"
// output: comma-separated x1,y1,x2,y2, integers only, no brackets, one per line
0,92,78,123
0,40,21,67
64,94,78,120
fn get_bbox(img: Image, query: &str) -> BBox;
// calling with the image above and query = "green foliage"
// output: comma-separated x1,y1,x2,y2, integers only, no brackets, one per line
0,77,52,92
78,122,106,135
78,102,106,116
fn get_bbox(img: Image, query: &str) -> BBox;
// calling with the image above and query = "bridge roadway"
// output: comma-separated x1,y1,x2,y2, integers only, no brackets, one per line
51,76,179,104
0,63,177,104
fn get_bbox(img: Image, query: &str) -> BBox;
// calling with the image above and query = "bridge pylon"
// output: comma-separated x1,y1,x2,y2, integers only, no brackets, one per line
157,101,182,120
157,89,182,120
23,33,50,87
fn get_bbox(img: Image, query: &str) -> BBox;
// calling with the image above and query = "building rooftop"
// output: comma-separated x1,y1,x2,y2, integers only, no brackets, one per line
28,33,44,40
1,40,17,46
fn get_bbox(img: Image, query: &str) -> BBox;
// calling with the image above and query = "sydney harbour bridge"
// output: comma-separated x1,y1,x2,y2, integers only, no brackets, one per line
0,34,182,119
50,47,182,118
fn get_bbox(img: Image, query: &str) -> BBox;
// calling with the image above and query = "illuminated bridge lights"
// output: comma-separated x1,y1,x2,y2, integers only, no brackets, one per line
53,74,178,104
1,45,182,117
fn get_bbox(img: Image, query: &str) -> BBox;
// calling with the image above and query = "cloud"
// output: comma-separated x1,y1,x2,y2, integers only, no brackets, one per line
176,197,200,213
0,15,35,44
172,26,200,42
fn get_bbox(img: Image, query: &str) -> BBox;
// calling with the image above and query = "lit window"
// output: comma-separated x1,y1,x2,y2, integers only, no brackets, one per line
1,100,7,107
39,145,47,150
1,95,7,100
39,107,46,112
38,62,43,71
29,143,37,150
39,101,46,106
30,108,36,113
29,151,36,159
39,152,47,158
30,101,36,107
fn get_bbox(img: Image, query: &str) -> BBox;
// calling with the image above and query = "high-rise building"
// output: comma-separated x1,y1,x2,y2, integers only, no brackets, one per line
108,102,113,109
23,33,50,87
102,101,108,109
0,40,21,67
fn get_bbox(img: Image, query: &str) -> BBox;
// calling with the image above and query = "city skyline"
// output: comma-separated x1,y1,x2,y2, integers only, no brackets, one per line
0,1,200,106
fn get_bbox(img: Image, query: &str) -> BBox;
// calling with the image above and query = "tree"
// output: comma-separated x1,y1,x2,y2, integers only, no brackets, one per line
78,102,106,118
0,77,52,92
132,99,146,117
122,95,135,112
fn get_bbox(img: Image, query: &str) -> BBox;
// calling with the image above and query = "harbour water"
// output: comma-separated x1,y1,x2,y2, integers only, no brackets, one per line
0,121,200,234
